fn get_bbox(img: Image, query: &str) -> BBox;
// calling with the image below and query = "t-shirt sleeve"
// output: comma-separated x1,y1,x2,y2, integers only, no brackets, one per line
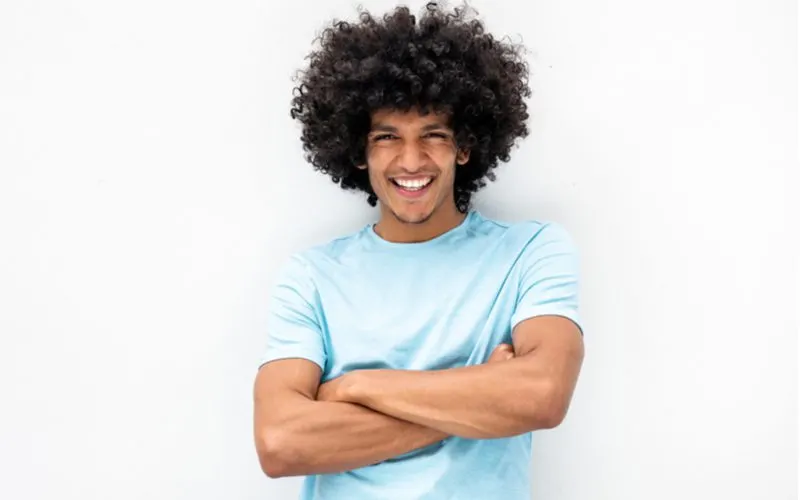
259,254,327,371
510,222,582,334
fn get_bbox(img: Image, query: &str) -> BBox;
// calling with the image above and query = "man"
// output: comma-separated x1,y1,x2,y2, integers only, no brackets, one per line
253,3,584,499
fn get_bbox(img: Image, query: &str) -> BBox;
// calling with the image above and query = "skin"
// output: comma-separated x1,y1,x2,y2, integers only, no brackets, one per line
253,342,514,478
360,107,470,243
317,316,584,439
253,108,585,478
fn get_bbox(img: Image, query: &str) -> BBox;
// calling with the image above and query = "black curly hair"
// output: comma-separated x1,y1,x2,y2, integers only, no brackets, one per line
290,2,531,212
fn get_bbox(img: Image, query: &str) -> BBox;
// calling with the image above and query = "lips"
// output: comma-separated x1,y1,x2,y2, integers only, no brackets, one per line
390,176,434,199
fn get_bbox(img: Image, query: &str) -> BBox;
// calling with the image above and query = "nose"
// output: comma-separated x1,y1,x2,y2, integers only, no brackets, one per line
397,140,429,173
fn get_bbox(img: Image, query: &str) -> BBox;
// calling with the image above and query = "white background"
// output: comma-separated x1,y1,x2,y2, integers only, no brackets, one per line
0,0,796,499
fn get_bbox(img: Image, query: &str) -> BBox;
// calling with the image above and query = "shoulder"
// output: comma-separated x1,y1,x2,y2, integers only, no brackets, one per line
471,211,577,251
300,226,369,265
275,226,370,283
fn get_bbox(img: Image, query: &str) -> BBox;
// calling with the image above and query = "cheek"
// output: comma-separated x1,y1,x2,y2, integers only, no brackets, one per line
366,150,393,178
366,165,391,195
428,144,457,163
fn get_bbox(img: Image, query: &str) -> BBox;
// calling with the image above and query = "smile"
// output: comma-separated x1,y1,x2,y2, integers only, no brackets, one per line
390,176,434,198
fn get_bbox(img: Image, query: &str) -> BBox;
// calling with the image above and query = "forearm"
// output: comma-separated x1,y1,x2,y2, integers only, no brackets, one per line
257,391,447,477
343,358,559,439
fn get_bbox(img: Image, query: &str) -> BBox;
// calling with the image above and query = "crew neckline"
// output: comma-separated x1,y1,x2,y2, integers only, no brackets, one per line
364,210,478,251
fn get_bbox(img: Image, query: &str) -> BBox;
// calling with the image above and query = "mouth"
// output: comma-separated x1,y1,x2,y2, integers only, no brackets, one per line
389,176,435,199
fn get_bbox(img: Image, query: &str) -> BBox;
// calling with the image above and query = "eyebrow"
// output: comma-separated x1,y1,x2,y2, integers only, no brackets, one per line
421,123,451,132
369,123,451,133
370,124,398,133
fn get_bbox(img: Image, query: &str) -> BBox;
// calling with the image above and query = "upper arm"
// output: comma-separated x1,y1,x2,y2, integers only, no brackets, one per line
510,223,585,423
253,358,321,477
511,315,584,426
259,254,328,373
254,358,322,428
510,222,581,333
254,252,327,420
255,358,322,406
254,359,322,448
512,316,584,379
254,254,328,461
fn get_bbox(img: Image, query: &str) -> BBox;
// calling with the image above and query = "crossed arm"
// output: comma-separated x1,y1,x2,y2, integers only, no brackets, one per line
253,315,584,478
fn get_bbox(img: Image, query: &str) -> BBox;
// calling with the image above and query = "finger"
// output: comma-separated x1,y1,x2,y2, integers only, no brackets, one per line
487,343,514,363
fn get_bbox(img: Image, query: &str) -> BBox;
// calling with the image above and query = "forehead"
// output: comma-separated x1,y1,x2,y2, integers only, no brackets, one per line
370,107,452,128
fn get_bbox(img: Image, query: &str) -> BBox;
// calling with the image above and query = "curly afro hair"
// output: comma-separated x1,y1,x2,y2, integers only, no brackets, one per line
290,2,531,212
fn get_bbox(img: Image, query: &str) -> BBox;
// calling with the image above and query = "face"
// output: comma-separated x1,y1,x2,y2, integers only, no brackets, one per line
360,108,470,225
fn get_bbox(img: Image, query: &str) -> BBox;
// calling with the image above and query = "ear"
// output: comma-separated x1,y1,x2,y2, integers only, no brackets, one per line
456,149,470,165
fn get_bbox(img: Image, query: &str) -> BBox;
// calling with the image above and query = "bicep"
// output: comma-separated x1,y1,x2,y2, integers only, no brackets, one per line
255,358,323,401
252,358,322,475
512,316,584,418
255,255,327,430
510,222,584,374
254,359,322,423
512,315,584,363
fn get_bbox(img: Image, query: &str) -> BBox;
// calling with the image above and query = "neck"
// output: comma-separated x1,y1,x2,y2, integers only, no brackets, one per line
374,202,467,244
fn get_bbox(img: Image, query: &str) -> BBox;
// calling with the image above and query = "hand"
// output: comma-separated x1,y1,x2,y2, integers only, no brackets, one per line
487,343,515,363
316,372,357,403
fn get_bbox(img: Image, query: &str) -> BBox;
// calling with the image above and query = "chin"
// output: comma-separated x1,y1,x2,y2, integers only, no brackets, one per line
392,207,435,225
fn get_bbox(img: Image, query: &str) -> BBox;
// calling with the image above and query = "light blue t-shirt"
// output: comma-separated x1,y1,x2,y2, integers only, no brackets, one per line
261,210,581,500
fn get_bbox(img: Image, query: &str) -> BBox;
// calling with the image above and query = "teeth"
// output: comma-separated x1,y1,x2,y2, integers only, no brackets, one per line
394,177,432,190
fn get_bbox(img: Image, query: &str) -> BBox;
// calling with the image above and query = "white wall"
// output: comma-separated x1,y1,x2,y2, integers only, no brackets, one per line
0,0,796,499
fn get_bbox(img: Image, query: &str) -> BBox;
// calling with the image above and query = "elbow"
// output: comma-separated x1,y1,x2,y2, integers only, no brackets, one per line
256,428,300,479
535,405,568,430
527,381,571,430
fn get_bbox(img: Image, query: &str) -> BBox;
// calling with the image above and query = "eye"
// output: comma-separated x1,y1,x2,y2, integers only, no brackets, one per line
424,132,450,140
373,133,397,141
